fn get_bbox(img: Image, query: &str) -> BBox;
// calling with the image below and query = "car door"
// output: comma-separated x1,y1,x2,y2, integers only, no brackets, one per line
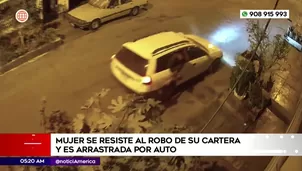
103,0,123,22
184,46,212,77
168,49,196,85
119,0,134,16
151,54,174,91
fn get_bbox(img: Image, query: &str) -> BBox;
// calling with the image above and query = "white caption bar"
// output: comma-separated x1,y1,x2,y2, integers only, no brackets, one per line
240,10,289,19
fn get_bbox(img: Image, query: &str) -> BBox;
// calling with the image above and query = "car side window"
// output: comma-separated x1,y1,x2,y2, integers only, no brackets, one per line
121,0,132,4
109,0,119,7
156,50,187,72
156,54,172,72
186,46,207,60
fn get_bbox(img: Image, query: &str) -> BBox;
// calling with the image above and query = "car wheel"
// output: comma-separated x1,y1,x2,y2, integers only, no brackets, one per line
209,58,221,74
90,19,101,30
130,6,140,16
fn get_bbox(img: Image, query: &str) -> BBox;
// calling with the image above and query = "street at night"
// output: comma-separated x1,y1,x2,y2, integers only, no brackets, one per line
0,0,302,170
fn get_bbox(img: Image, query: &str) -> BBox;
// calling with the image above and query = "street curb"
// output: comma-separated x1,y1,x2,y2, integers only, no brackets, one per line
0,38,63,75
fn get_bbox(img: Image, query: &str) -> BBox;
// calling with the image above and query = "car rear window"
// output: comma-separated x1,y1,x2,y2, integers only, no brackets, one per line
115,47,148,76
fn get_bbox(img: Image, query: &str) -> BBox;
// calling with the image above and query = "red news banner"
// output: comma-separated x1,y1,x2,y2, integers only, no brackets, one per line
0,134,50,156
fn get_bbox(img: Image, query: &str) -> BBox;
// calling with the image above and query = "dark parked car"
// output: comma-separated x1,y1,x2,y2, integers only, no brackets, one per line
284,25,302,52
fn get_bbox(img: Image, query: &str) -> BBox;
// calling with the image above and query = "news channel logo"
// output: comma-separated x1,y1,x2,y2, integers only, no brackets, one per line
15,9,29,23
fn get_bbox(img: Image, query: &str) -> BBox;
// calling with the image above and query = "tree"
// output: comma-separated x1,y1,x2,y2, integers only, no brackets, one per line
260,34,290,90
231,56,256,99
230,19,290,113
246,20,270,58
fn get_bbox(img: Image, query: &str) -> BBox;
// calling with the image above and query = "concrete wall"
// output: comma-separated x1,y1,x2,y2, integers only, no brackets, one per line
281,157,302,171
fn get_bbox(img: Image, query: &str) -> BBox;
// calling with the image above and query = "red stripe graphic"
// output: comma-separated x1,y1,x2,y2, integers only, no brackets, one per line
0,134,51,156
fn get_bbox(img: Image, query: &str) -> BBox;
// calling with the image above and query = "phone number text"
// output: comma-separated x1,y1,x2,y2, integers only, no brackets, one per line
240,10,289,19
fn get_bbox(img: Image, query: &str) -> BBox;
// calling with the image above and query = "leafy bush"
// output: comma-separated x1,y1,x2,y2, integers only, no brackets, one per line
4,88,235,171
247,81,271,115
0,26,60,65
248,82,264,109
0,0,60,65
230,56,256,97
43,28,59,42
260,34,290,91
0,50,17,64
235,70,255,96
0,35,11,47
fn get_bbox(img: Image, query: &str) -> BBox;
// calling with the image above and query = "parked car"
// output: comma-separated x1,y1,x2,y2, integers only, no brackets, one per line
284,25,302,51
65,0,148,30
110,31,223,98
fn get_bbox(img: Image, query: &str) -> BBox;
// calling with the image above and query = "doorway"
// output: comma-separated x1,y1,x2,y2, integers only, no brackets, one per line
42,0,59,23
69,0,87,10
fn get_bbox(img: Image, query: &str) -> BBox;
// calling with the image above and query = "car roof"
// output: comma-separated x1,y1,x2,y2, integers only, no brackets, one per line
123,32,191,59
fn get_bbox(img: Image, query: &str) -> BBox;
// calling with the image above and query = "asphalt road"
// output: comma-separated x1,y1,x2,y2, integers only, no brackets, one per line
0,0,300,133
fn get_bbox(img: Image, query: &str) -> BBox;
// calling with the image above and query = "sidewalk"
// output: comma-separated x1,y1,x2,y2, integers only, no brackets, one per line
45,15,90,42
213,48,302,171
160,47,302,171
161,65,233,128
162,80,273,171
271,49,302,117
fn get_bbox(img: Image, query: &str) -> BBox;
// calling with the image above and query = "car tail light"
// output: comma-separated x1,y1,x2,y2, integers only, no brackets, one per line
141,76,152,84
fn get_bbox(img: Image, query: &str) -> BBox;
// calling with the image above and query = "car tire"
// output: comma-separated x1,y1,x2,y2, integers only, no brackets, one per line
130,6,140,16
209,58,221,74
90,19,101,30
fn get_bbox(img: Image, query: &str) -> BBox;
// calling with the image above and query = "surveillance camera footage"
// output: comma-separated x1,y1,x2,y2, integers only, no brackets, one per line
0,0,302,171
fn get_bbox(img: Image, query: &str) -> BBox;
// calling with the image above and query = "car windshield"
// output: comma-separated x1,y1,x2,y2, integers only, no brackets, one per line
88,0,106,8
115,47,148,76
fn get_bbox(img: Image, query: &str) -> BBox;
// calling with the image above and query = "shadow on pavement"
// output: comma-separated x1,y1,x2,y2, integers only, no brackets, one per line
164,62,226,108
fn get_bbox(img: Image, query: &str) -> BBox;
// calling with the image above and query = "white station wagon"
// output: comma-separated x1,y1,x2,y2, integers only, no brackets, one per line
65,0,148,30
110,31,223,99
